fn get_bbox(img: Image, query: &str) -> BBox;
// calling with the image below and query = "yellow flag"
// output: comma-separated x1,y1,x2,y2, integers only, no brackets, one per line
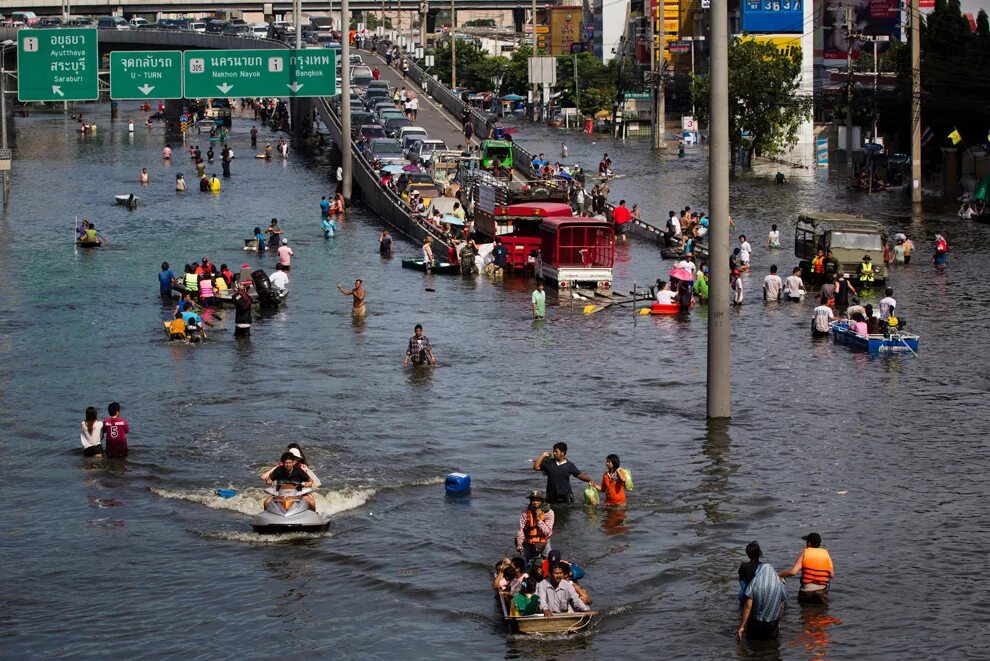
948,129,963,145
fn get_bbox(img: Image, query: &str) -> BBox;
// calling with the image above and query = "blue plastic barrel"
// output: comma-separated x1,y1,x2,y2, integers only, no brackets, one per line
445,472,471,494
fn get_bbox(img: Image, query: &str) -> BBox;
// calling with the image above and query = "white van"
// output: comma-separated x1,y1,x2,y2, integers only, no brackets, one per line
97,16,131,30
128,17,149,28
249,24,270,39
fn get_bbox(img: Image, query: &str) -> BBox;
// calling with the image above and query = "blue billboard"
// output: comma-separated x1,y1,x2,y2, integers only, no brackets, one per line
741,0,804,34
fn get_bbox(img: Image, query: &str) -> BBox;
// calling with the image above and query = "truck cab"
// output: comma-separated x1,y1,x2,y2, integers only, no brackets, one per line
795,212,888,284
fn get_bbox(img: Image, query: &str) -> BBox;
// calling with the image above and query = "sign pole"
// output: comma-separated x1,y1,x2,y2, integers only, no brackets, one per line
1,67,8,209
910,0,921,204
341,0,353,201
707,0,730,419
450,0,456,89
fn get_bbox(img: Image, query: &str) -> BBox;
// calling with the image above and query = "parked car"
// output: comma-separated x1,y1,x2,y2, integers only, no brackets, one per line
383,117,413,138
366,80,390,93
206,19,231,34
224,24,253,37
398,126,428,144
188,21,207,33
349,54,364,65
249,24,270,39
371,100,396,117
357,124,387,142
97,16,131,30
128,17,149,28
350,111,375,128
65,16,97,27
365,139,406,166
378,110,405,125
38,17,64,28
156,18,184,31
406,139,449,165
363,89,391,108
5,11,39,26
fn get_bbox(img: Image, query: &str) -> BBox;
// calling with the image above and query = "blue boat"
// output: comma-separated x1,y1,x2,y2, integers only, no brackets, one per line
831,321,920,355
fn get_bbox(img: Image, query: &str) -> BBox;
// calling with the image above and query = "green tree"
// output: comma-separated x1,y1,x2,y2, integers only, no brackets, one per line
691,37,812,159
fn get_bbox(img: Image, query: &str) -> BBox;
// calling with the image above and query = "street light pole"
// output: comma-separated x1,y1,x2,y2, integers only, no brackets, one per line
341,0,353,201
910,0,921,204
450,0,456,89
294,0,301,50
1,42,11,209
707,0,731,419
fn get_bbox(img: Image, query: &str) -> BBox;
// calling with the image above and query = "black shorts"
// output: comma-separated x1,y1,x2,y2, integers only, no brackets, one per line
746,616,780,640
83,444,103,457
281,265,291,272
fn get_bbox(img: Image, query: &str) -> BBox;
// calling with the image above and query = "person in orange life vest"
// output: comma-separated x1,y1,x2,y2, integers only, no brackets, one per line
515,491,554,563
811,249,826,288
778,532,834,603
590,454,629,505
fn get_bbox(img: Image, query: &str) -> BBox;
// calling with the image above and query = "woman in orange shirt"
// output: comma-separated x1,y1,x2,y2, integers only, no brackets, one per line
592,454,629,505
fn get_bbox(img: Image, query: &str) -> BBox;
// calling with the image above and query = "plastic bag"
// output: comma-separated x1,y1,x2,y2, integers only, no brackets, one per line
622,469,634,491
583,484,600,505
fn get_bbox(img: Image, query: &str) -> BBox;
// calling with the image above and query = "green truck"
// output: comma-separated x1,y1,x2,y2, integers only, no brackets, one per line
480,139,513,172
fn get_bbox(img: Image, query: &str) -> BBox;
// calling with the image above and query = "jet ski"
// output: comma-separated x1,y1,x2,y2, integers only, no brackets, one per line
251,484,329,534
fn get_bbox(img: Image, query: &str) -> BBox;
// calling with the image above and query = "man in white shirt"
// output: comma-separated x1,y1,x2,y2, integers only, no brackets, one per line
879,287,897,321
665,211,681,248
268,263,289,294
763,265,783,300
676,256,696,277
656,281,677,305
812,303,834,335
783,267,806,299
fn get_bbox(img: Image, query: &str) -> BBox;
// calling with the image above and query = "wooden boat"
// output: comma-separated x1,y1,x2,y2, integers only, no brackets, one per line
401,258,460,275
77,239,102,248
830,321,919,355
115,194,139,207
497,593,594,635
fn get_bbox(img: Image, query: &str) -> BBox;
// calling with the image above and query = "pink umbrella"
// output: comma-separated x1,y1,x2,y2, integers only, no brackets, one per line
401,164,420,172
669,267,694,281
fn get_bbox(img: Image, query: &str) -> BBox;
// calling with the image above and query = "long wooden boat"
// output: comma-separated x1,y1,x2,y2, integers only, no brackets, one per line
497,592,595,635
401,258,460,274
77,239,102,248
831,321,919,355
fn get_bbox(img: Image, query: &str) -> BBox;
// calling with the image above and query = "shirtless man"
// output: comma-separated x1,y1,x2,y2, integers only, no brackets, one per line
337,279,366,316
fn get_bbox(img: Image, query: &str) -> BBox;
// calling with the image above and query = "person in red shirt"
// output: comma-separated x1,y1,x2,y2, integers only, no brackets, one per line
101,401,130,459
612,200,632,241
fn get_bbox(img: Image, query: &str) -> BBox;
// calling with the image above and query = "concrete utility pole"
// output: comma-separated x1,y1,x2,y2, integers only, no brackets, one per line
341,0,353,200
844,6,855,165
910,0,922,204
450,0,456,88
706,0,730,420
651,0,666,150
420,2,428,52
1,42,11,210
294,0,302,49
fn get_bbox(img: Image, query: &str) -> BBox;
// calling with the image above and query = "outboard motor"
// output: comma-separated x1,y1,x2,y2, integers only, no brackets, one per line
252,269,279,310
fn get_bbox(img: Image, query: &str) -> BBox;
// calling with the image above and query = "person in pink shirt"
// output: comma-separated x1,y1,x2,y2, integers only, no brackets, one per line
277,238,294,272
849,312,869,336
101,402,130,459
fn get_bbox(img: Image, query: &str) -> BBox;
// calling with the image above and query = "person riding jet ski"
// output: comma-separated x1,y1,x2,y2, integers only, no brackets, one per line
264,451,316,511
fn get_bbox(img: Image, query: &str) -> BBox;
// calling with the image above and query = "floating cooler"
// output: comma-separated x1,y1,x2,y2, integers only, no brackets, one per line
445,472,471,494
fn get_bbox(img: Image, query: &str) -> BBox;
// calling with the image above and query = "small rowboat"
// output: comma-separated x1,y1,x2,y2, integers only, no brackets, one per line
831,321,919,355
648,302,686,315
77,240,102,248
401,258,460,275
497,593,594,635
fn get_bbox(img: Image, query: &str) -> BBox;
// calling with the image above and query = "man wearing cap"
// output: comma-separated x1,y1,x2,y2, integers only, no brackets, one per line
778,533,835,604
737,541,787,640
533,443,593,504
277,238,294,272
515,491,555,563
857,254,875,286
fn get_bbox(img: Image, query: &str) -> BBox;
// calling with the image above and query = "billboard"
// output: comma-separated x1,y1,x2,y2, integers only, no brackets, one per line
741,0,805,34
819,0,901,65
549,7,582,56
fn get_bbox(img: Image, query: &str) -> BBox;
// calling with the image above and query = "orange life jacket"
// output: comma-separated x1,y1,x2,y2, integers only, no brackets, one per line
800,547,833,586
524,508,548,546
812,257,825,273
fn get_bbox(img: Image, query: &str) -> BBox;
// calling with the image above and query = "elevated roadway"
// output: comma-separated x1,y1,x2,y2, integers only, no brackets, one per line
2,0,532,14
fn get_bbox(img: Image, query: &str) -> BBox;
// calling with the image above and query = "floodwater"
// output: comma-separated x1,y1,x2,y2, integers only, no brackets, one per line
1,104,988,659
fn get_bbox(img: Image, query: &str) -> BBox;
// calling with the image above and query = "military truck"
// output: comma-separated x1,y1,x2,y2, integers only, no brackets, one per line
794,212,888,285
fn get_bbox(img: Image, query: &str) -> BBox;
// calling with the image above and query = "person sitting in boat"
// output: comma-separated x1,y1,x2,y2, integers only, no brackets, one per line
864,304,881,334
540,550,592,605
849,312,869,336
655,281,677,305
269,263,289,297
80,222,99,245
263,451,316,511
185,316,206,342
536,563,590,618
510,577,541,616
492,561,518,598
168,312,187,341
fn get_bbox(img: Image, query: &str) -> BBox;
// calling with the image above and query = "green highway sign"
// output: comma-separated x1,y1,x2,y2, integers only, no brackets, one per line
183,49,336,99
110,51,183,100
17,28,98,102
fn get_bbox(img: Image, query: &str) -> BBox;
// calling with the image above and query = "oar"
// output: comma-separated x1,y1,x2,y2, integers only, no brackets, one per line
96,233,111,246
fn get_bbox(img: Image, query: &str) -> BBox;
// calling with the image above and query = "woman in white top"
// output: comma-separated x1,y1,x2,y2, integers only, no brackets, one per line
80,406,103,458
656,281,678,305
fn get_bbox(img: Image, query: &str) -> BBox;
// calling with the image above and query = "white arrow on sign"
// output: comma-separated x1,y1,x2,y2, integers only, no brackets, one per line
138,84,155,96
52,86,64,97
287,82,304,93
216,83,234,94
